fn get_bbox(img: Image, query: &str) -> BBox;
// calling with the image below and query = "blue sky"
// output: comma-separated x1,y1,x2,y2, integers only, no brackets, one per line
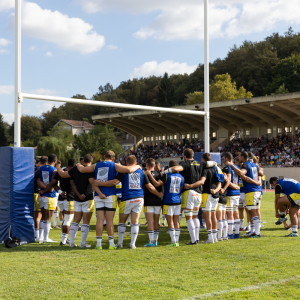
1,0,300,124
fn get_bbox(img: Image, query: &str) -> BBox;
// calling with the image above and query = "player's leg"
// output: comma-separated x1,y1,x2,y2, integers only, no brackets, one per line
95,210,105,249
238,207,245,230
184,191,197,245
42,197,56,243
216,205,223,241
106,207,117,249
246,192,261,237
53,205,60,229
129,199,143,249
165,206,176,246
34,193,42,241
61,202,74,246
153,206,161,246
173,209,180,245
211,198,218,243
286,207,299,237
117,201,128,248
144,207,155,247
226,196,234,239
79,200,94,248
192,193,201,243
70,206,82,247
233,206,240,238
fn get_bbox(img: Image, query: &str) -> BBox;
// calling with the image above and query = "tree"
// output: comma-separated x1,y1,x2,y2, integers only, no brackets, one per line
73,125,123,157
0,114,8,147
265,54,300,95
186,73,253,105
9,115,42,142
156,73,175,107
47,123,74,145
41,107,68,135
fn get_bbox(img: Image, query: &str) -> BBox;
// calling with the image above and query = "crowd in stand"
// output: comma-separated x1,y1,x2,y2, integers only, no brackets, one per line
120,130,300,168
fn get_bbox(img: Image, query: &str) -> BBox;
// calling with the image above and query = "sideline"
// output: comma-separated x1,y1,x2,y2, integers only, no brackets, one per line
181,276,300,299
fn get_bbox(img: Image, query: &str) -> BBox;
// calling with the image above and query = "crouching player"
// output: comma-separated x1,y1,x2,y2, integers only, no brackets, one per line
96,155,163,249
270,177,300,237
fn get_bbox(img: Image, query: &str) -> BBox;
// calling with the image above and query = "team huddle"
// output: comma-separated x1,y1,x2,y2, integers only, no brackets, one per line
33,148,300,249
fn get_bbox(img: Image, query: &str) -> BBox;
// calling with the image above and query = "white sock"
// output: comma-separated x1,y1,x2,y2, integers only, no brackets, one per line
247,221,251,230
154,230,159,243
193,218,200,241
148,230,154,243
53,211,58,227
108,236,115,247
61,233,68,244
250,224,255,234
179,213,182,224
70,222,79,244
292,225,298,233
131,224,139,247
252,217,260,235
223,219,228,237
44,221,51,241
35,228,39,240
240,219,244,229
80,224,90,245
96,236,102,247
217,220,223,238
228,220,234,235
234,219,240,235
212,229,217,240
169,228,176,244
118,223,126,245
175,228,180,243
187,219,196,243
207,229,213,241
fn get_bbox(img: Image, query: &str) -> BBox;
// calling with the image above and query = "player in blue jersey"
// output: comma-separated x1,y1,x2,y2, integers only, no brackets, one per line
78,151,142,250
224,153,241,239
95,155,163,249
161,160,184,247
36,154,58,243
226,151,262,238
270,177,300,237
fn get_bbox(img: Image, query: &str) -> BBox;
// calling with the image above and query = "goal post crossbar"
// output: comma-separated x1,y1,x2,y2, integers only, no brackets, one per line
21,93,207,117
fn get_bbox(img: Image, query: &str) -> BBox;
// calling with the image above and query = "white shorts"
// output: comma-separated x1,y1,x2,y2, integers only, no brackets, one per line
144,206,161,214
201,194,219,212
74,200,95,213
58,200,74,212
119,198,144,215
246,192,261,210
239,193,246,208
216,203,226,212
38,195,56,210
95,195,117,211
163,204,181,216
226,195,240,211
181,190,202,210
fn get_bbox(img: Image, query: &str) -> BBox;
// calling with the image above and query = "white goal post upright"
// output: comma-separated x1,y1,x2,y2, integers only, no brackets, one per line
14,0,210,152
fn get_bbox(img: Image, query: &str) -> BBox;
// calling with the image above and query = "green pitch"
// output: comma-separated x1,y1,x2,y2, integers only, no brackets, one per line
1,192,300,299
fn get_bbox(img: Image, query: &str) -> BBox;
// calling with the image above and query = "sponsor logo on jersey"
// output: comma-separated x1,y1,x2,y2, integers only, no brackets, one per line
129,173,141,189
170,176,181,193
97,167,109,182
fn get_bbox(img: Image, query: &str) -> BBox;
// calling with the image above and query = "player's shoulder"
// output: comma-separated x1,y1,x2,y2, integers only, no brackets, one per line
222,166,230,174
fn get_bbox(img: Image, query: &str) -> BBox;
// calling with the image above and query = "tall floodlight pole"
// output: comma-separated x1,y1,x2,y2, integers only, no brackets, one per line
204,0,210,152
14,0,21,147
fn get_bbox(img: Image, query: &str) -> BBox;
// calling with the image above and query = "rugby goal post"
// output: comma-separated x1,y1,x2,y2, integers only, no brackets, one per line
14,0,210,152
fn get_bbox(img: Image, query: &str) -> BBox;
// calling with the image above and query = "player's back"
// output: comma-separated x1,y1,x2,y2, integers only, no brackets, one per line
180,160,205,193
120,169,145,201
242,161,261,193
278,178,300,195
202,167,220,198
162,173,184,205
94,161,116,196
39,164,56,198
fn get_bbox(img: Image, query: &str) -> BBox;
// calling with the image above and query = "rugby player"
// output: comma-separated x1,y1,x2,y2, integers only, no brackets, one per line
270,177,300,237
58,154,99,248
226,151,262,238
164,149,216,244
155,161,166,227
199,153,223,244
40,158,76,245
95,155,163,249
144,158,164,247
36,154,58,243
79,151,141,250
224,153,241,239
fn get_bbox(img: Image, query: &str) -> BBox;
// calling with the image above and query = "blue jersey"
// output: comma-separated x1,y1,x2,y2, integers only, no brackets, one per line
227,164,241,196
162,173,184,205
94,161,116,197
242,161,261,194
277,178,300,195
117,169,147,201
39,165,57,198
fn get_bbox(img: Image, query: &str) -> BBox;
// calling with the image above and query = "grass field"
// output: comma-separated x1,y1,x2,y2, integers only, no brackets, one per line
1,192,300,299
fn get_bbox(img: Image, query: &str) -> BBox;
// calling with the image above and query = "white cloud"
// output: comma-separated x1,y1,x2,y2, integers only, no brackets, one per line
0,38,12,47
36,101,64,114
130,60,197,79
76,0,300,40
0,0,14,12
0,85,14,94
45,51,53,57
7,1,105,54
29,45,36,51
0,49,9,54
26,88,57,96
2,113,14,124
106,45,118,50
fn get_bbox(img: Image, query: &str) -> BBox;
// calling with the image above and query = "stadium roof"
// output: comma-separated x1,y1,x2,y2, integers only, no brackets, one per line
92,92,300,139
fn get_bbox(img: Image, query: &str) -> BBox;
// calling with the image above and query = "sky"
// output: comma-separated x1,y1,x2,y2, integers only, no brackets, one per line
1,0,300,124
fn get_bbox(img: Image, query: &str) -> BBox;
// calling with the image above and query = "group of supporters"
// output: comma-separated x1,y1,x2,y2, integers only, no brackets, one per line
33,148,300,250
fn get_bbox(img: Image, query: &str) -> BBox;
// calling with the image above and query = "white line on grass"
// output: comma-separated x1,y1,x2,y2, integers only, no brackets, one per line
181,276,300,299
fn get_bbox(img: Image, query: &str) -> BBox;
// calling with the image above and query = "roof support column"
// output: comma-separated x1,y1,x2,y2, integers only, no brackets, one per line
273,126,278,138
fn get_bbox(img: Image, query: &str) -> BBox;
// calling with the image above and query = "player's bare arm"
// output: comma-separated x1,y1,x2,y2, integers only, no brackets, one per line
70,179,86,201
146,171,164,187
76,163,96,173
94,178,120,187
211,182,222,195
145,183,164,198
